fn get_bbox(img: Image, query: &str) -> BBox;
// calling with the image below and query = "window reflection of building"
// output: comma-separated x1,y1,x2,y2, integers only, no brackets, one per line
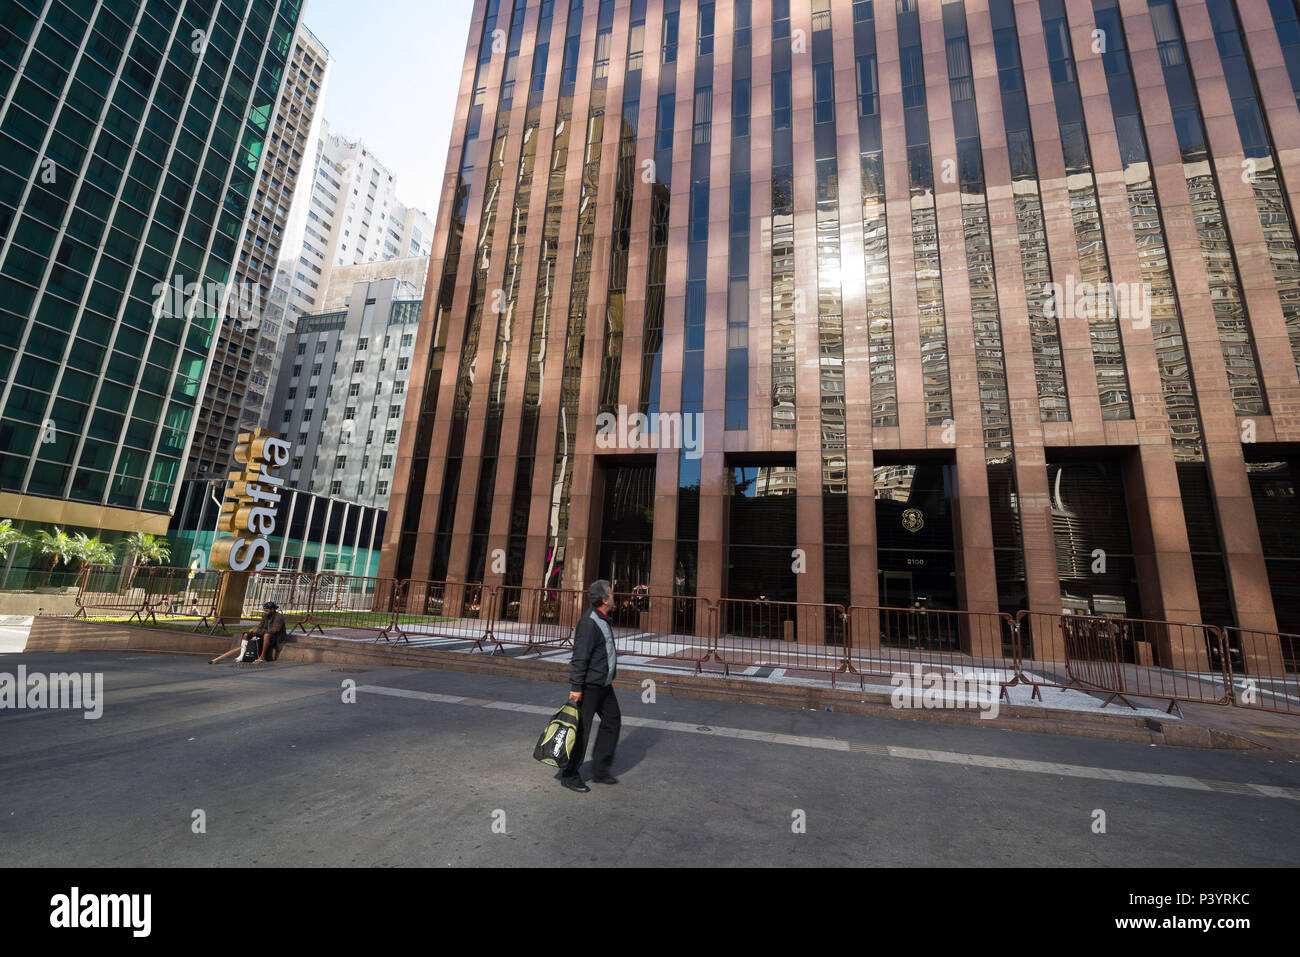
1145,0,1267,414
1246,460,1300,634
1047,460,1139,619
728,466,798,603
597,464,655,595
1199,0,1300,382
873,465,914,505
898,3,952,425
1039,5,1132,419
751,466,797,498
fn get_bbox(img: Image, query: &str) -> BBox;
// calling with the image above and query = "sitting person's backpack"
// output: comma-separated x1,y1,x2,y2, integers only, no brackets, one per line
239,636,262,662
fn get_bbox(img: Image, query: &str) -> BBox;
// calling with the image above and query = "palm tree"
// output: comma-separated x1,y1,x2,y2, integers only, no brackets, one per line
0,519,28,590
29,527,78,586
92,540,118,564
0,519,26,555
122,531,170,589
72,534,117,567
123,532,171,568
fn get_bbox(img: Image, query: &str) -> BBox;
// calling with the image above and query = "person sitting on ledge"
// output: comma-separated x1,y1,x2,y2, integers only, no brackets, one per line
209,602,287,664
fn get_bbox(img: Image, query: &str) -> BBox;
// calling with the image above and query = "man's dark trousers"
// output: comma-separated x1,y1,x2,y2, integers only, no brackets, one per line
561,683,620,780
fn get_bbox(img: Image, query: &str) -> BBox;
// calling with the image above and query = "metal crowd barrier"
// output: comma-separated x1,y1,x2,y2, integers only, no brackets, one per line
74,564,153,622
73,565,133,622
66,564,1300,718
709,597,847,681
608,591,712,672
139,565,224,628
301,574,400,641
392,579,495,649
489,584,585,655
845,606,1023,700
1224,627,1300,715
74,564,221,627
1015,612,1232,716
236,570,315,630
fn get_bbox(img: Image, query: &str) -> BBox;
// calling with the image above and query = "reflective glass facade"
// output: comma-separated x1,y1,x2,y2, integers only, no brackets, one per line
387,0,1300,641
0,0,301,532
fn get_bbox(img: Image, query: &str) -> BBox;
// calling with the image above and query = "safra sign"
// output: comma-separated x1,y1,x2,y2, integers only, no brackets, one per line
210,428,293,572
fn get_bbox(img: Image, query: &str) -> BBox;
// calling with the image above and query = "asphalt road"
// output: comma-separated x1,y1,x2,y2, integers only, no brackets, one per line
1,650,1297,866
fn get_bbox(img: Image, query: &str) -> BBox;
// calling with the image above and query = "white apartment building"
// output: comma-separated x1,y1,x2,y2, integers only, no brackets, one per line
294,122,434,318
269,277,421,511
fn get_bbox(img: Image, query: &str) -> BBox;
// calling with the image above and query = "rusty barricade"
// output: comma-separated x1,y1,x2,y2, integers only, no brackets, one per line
607,591,713,672
236,570,317,632
845,605,1023,702
302,573,400,640
391,579,494,648
707,597,850,682
1061,614,1126,705
1224,627,1300,715
491,585,586,655
1015,611,1233,715
73,563,156,622
137,565,224,629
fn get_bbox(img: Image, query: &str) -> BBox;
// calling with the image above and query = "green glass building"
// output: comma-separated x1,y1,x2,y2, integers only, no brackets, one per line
0,0,302,541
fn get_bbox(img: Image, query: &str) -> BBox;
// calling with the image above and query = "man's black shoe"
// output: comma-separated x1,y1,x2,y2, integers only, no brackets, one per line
561,777,590,793
591,774,619,785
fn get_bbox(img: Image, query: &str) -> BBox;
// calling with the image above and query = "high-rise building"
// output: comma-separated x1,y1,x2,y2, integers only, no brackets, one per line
269,276,420,506
314,255,428,312
0,0,305,547
387,0,1300,645
279,122,435,324
185,22,332,481
170,276,421,575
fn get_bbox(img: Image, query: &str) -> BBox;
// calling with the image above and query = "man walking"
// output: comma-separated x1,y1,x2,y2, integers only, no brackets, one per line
561,580,621,793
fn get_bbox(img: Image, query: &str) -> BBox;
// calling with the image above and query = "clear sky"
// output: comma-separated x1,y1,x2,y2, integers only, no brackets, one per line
302,0,477,222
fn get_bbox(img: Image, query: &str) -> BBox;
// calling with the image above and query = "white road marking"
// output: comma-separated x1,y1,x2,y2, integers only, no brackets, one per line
354,684,1300,801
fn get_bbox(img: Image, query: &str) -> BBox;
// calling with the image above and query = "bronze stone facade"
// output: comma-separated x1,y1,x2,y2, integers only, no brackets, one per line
381,0,1300,647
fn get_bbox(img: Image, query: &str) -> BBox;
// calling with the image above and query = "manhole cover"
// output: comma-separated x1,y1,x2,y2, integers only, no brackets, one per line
696,726,712,732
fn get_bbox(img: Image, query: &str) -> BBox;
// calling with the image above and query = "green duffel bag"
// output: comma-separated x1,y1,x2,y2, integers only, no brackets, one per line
533,702,581,767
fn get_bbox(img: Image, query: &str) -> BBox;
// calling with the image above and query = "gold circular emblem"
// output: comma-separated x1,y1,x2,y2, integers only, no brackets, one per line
901,508,924,533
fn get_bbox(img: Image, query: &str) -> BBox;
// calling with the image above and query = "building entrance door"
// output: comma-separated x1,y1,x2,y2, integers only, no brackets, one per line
881,570,913,609
874,461,957,615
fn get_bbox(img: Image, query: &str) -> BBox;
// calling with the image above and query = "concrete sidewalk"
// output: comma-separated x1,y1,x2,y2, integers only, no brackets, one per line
19,615,1300,756
0,616,32,654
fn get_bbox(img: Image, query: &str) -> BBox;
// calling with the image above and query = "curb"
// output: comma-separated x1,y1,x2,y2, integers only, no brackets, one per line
279,634,1265,751
20,616,1275,752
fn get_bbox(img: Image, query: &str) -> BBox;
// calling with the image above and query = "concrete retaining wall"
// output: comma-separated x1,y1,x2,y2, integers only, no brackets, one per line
25,616,232,657
0,591,79,617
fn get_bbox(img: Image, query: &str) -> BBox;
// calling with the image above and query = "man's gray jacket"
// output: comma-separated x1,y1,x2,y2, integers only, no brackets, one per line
569,607,617,691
